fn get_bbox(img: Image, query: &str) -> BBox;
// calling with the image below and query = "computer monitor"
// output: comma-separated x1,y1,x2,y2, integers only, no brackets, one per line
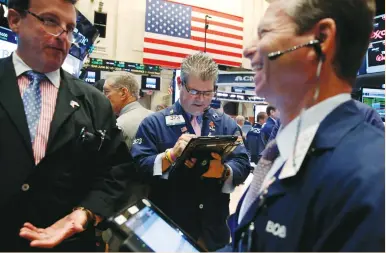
358,13,385,75
361,87,385,121
366,40,385,74
141,75,161,91
0,26,17,58
69,10,99,61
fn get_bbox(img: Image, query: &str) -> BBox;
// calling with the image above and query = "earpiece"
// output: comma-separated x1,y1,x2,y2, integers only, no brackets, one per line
314,34,327,61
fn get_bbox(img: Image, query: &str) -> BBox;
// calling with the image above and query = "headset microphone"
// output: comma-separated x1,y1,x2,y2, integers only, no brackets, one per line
267,39,324,60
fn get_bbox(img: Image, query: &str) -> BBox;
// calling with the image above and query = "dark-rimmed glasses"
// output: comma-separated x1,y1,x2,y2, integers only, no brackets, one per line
24,10,76,43
183,84,215,97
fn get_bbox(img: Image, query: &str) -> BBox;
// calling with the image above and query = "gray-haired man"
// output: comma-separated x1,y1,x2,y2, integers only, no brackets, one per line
230,0,384,251
103,72,153,150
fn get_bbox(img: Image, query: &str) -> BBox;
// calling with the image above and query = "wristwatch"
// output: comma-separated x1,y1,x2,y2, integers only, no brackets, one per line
73,207,97,229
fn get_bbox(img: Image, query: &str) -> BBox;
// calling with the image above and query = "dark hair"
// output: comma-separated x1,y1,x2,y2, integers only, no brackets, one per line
266,105,276,116
257,112,267,122
286,0,376,85
8,0,78,11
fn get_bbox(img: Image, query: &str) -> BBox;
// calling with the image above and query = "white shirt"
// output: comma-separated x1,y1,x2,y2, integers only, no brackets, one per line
238,93,351,223
13,52,61,88
263,93,352,189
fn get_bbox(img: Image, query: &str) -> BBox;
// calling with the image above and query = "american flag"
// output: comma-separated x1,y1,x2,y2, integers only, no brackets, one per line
143,0,243,68
168,78,174,94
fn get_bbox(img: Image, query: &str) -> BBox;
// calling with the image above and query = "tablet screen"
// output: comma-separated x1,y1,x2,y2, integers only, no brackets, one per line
124,206,200,252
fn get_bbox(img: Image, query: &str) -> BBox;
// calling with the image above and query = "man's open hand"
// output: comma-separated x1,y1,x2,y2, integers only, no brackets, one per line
19,209,88,248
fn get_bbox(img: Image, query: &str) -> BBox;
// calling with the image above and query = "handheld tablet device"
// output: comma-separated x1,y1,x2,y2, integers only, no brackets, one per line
108,199,205,252
173,135,240,169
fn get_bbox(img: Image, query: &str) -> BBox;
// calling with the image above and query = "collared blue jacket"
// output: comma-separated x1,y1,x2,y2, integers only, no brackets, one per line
229,99,385,252
131,101,250,251
245,124,265,164
261,117,277,145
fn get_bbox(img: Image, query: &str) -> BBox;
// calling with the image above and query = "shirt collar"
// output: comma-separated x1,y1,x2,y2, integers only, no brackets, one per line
12,52,60,88
119,101,141,116
276,93,352,162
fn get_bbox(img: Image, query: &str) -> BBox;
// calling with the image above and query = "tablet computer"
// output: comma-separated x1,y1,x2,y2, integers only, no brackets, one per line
108,199,205,252
173,135,240,168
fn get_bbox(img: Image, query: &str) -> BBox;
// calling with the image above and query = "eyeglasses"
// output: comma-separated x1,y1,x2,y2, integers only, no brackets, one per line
24,10,76,43
183,84,215,97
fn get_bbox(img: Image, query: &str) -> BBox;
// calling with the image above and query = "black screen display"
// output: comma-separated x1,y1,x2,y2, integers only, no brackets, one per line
366,40,385,74
68,10,99,61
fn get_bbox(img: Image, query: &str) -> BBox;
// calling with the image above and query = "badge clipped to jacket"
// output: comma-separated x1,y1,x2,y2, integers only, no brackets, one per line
165,115,186,126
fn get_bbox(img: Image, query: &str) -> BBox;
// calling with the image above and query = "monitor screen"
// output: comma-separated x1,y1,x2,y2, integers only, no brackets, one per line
141,76,160,91
362,88,385,120
366,40,385,74
370,14,385,44
358,14,385,76
68,10,99,61
0,26,17,58
123,206,199,252
83,70,101,84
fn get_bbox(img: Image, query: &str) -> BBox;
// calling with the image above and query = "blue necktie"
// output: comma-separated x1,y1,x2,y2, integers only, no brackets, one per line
22,71,45,143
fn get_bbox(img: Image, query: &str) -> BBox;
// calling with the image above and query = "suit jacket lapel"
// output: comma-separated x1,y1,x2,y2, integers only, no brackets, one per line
236,179,287,232
46,70,81,155
0,56,34,161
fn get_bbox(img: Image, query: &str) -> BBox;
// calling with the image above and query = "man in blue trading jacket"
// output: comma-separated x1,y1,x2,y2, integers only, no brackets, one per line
131,52,250,251
260,105,280,145
245,112,267,163
229,0,385,252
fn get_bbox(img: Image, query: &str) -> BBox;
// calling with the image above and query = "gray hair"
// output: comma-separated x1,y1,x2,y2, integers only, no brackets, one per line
236,115,245,124
284,0,375,84
180,52,219,87
106,72,140,99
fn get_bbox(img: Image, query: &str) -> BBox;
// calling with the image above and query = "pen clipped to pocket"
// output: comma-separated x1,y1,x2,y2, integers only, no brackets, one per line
77,126,109,152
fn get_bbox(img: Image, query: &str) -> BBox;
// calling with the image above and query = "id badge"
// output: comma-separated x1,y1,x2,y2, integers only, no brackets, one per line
165,115,186,126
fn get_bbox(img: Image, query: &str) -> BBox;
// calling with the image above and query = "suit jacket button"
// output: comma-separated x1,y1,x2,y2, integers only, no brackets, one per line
199,204,204,209
21,184,30,192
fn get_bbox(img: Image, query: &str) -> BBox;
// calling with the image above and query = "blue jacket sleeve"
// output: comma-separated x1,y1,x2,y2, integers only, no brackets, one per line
130,116,160,179
225,123,251,186
312,151,385,251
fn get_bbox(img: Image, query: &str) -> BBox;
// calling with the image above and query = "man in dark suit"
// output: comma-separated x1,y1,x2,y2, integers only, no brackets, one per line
260,105,279,145
1,0,132,251
245,112,267,163
230,0,384,251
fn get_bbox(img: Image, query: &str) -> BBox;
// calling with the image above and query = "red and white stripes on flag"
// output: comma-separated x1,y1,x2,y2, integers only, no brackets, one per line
143,0,243,68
